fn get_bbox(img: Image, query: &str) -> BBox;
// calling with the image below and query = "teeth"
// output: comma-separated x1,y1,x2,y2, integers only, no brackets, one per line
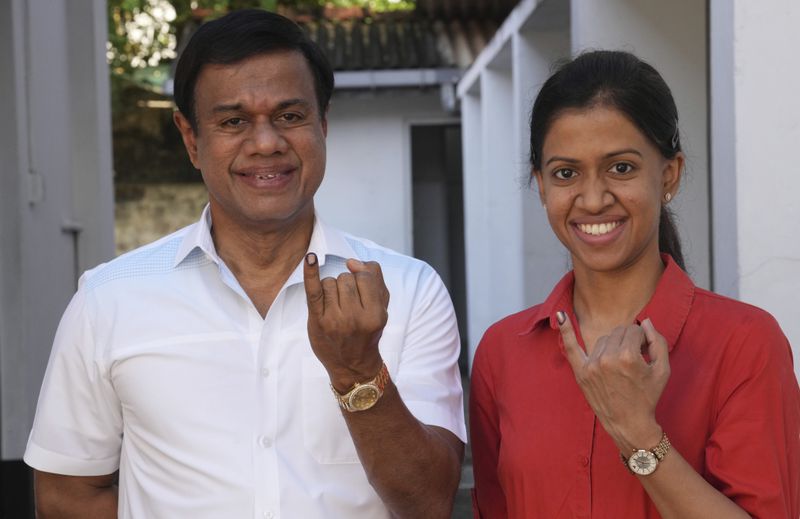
255,174,278,180
578,221,620,236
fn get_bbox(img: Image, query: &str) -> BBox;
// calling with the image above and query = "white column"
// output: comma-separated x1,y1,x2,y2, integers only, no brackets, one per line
713,0,800,376
0,0,114,458
513,28,571,309
570,0,711,289
461,89,489,367
480,51,525,318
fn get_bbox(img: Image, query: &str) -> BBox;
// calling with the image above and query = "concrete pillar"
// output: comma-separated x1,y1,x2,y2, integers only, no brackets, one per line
0,0,114,459
461,88,490,365
570,0,711,289
710,0,800,376
513,27,571,311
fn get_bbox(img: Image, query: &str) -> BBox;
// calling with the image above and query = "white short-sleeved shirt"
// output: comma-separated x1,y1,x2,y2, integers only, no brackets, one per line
25,207,466,519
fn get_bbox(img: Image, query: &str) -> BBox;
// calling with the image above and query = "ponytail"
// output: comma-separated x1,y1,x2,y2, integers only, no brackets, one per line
658,206,685,270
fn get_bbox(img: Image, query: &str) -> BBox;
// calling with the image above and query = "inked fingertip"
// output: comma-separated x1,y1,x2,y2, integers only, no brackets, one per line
556,310,566,326
306,252,317,266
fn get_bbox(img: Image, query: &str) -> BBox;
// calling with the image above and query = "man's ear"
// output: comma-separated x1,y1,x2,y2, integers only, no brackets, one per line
173,111,200,169
321,107,328,137
662,151,684,199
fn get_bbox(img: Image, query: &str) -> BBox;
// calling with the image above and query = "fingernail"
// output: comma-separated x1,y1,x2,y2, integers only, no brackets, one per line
306,253,317,266
556,311,566,325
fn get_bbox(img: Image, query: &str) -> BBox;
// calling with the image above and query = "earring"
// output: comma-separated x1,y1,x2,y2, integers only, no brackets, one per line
664,193,672,203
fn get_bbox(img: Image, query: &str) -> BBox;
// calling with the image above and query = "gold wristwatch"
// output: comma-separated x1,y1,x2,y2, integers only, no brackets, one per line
331,363,390,412
621,432,671,476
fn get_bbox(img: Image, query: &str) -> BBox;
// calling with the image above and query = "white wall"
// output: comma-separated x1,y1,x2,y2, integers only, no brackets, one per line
571,0,711,289
723,0,800,375
0,0,114,459
318,90,456,254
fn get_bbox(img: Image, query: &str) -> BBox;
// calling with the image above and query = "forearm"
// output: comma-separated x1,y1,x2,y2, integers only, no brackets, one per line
341,382,464,519
637,447,749,519
611,424,748,519
34,470,118,519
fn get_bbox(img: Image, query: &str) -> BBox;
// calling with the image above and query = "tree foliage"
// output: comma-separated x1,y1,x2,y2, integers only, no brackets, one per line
107,0,414,79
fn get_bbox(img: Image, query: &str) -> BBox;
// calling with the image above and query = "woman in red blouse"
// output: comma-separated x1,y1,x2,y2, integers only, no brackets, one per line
470,50,800,518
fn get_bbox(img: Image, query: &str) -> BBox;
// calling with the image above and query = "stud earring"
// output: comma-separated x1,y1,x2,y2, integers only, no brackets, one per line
664,193,672,203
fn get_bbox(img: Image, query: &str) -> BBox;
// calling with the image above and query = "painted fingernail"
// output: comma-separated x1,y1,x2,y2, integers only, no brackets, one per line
306,253,317,266
556,311,566,325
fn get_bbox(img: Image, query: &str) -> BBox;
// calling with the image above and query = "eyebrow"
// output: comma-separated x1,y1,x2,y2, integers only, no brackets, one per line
544,148,643,166
211,98,312,114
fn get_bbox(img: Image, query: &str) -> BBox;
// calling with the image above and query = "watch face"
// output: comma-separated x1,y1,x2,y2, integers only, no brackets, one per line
627,450,657,475
349,385,380,411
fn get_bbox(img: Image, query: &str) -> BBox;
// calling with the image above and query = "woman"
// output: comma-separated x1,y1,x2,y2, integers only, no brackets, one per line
470,50,800,518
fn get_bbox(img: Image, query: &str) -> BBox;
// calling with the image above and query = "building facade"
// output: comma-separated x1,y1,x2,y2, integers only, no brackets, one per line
456,0,800,379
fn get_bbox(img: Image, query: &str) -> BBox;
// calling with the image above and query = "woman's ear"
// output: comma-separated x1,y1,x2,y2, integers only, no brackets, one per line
662,152,684,199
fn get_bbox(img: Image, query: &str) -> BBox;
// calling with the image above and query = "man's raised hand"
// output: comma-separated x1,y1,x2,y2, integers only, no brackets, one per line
303,253,390,392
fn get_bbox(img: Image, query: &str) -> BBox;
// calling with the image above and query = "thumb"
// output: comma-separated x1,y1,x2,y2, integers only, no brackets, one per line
303,252,324,318
641,318,669,369
556,311,587,371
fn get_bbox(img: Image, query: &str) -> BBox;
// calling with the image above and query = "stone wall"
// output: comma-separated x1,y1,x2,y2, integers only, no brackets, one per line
115,183,208,255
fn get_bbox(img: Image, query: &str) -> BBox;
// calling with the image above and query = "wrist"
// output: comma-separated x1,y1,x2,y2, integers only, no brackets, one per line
616,422,663,454
329,357,384,394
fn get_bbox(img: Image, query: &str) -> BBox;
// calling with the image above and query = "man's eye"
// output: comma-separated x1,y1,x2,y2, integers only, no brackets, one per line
223,118,244,127
610,162,634,174
554,168,577,180
278,113,302,123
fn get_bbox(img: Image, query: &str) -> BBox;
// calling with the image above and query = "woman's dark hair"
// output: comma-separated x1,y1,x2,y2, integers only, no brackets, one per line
173,9,334,130
529,50,685,270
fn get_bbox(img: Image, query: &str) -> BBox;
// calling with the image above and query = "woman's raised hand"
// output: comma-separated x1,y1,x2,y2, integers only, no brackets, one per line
557,312,671,452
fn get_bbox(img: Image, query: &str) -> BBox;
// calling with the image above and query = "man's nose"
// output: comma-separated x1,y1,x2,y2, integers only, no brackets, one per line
245,121,287,155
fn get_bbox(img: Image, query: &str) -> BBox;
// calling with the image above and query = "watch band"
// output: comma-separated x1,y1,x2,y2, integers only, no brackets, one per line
650,433,671,461
331,362,390,412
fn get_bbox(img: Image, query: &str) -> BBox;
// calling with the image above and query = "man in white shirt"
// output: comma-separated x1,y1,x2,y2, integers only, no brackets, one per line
25,9,465,519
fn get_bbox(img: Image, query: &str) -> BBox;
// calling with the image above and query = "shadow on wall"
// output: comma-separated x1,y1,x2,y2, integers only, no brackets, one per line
112,76,207,256
115,183,208,255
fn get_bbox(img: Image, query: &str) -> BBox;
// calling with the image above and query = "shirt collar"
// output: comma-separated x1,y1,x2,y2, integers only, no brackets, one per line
519,254,694,352
172,204,357,270
634,255,695,351
173,205,218,268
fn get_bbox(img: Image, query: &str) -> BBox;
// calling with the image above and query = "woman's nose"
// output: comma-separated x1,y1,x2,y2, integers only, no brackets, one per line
577,176,614,212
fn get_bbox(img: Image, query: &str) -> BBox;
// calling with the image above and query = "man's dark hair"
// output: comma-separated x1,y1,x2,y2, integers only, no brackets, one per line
529,50,685,270
173,9,334,129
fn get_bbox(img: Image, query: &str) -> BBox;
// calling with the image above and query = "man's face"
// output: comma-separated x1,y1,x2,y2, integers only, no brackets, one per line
174,50,327,232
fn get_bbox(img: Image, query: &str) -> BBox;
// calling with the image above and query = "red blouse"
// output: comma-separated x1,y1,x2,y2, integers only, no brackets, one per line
470,256,800,518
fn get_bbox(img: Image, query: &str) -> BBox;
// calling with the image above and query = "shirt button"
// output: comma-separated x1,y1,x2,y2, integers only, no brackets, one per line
261,367,270,378
580,456,589,467
259,436,272,448
263,512,274,519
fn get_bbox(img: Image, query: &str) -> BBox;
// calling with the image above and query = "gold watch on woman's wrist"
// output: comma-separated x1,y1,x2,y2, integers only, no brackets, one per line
620,432,671,476
330,362,390,412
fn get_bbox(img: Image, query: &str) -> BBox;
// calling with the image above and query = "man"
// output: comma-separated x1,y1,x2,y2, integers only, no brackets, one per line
25,10,465,518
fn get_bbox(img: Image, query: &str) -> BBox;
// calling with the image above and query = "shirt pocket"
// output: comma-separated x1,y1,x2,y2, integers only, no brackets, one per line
301,346,402,465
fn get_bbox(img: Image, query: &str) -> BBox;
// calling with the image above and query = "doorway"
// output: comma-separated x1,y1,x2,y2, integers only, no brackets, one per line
410,124,468,373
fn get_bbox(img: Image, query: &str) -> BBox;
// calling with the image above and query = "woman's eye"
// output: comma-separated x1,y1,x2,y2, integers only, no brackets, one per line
554,168,577,180
610,162,634,174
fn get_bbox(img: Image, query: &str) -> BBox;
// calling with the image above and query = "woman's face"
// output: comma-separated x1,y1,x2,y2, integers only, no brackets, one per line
534,105,683,275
